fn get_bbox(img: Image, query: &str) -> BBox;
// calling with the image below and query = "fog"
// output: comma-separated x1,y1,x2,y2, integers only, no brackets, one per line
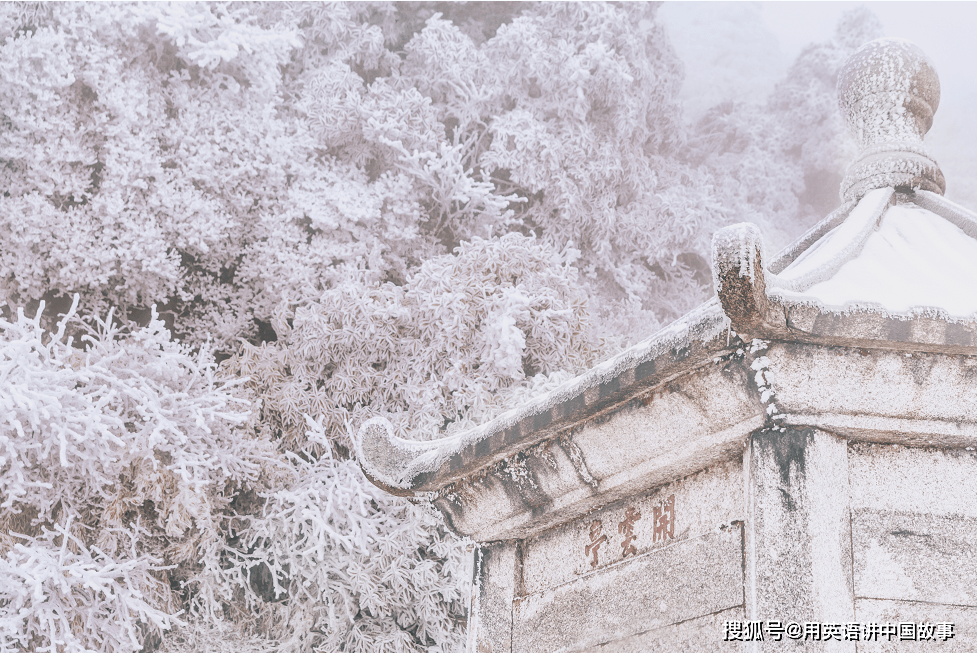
660,2,977,208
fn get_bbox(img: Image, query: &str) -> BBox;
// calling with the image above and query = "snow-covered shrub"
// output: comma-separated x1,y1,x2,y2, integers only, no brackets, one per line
0,297,270,650
223,420,470,653
223,233,591,451
208,233,590,651
0,520,177,653
173,230,590,651
0,295,472,652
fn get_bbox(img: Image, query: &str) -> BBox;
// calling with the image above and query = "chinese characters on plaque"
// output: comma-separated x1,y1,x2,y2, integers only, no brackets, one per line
618,506,641,557
653,493,675,543
584,519,607,569
582,494,675,568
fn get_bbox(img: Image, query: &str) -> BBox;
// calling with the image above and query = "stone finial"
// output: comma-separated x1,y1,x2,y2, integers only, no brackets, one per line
838,38,945,202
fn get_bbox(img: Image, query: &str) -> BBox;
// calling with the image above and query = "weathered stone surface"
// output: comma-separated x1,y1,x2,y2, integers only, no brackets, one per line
521,459,744,594
568,361,759,495
837,39,944,201
433,360,761,541
854,599,976,652
433,437,602,540
459,378,977,652
849,444,977,518
762,298,977,357
767,344,977,445
593,606,746,652
712,222,769,333
852,509,977,606
746,428,855,632
844,445,977,651
469,541,519,653
850,444,977,605
784,413,977,451
511,526,743,652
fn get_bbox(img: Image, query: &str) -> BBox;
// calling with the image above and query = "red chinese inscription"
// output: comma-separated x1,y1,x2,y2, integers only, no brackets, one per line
653,494,675,542
584,519,607,568
618,506,641,557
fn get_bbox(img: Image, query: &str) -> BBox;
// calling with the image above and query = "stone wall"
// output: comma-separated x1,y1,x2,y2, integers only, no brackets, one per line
470,439,977,651
472,460,745,651
850,443,977,652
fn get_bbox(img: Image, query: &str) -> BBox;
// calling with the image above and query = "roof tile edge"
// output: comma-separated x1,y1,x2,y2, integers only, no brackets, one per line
356,299,730,495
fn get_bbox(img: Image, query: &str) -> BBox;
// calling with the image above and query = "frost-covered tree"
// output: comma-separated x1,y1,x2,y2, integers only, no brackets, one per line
0,297,268,651
208,233,587,651
681,6,884,252
0,295,484,652
0,2,438,351
224,233,590,450
0,1,722,352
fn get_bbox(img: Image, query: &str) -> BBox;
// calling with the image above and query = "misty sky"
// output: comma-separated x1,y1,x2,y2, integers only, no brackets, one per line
660,2,977,207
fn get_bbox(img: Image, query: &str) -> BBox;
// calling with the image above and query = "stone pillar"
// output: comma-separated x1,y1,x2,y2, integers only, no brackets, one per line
745,427,855,650
468,541,519,653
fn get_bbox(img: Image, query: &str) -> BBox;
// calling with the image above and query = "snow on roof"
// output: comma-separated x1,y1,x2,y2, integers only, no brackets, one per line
757,35,977,319
802,204,977,316
769,192,977,318
774,187,893,290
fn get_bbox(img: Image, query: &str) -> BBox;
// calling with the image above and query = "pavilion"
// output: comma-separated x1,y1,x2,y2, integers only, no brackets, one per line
358,38,977,651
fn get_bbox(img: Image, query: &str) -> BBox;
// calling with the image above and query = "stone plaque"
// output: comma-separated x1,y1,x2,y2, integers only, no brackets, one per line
512,525,744,652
